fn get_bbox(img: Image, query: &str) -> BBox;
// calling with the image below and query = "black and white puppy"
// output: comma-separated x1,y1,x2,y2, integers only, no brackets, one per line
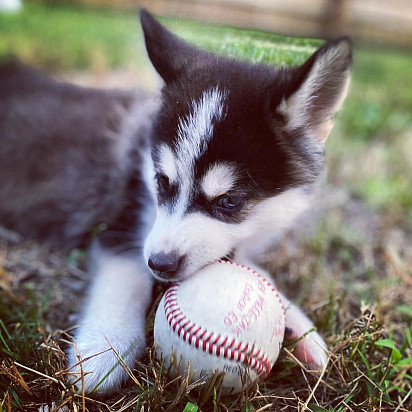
0,10,351,394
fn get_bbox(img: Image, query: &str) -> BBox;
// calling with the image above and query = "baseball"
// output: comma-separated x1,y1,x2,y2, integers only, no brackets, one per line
154,260,285,394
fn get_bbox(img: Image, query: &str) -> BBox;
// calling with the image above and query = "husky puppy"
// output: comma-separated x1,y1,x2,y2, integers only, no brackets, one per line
0,10,351,394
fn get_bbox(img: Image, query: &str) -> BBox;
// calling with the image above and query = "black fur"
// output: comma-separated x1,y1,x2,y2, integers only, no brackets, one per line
0,59,156,249
141,11,352,221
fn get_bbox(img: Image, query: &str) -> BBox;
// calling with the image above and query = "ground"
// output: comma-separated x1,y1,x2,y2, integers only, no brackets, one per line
1,182,411,411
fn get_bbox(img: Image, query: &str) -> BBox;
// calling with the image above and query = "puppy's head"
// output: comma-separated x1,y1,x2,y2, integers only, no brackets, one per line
140,10,352,282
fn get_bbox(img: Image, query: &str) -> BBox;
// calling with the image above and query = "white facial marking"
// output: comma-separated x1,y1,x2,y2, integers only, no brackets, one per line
144,182,315,282
143,205,236,281
201,163,237,199
176,87,226,172
153,88,228,225
157,144,178,183
235,186,312,258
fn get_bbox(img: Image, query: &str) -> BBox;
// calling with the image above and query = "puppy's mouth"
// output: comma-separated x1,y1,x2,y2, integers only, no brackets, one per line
152,269,185,283
220,249,235,262
151,249,235,283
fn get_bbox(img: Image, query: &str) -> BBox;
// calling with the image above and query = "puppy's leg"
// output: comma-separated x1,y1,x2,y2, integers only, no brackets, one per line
234,254,327,370
67,247,153,394
277,291,328,370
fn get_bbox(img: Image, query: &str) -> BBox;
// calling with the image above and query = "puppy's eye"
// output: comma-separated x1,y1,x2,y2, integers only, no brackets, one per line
215,195,245,212
156,174,170,192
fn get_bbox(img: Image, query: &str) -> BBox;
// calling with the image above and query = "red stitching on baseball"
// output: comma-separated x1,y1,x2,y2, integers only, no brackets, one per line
163,261,284,377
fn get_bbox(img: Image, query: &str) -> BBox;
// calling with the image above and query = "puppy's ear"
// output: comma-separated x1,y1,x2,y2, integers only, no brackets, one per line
277,38,352,143
140,9,204,84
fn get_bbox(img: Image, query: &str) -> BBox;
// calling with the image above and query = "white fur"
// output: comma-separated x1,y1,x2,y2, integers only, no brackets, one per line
176,87,226,172
142,151,156,198
278,290,328,369
152,89,228,226
67,42,352,393
145,208,236,281
67,247,153,394
157,144,178,183
144,185,312,282
144,174,329,371
235,186,313,259
201,163,237,199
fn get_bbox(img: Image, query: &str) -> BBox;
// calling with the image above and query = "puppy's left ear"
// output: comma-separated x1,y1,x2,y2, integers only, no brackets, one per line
140,9,206,84
278,38,352,143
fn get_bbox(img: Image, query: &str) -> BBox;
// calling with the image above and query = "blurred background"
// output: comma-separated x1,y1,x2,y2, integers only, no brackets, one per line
92,0,412,46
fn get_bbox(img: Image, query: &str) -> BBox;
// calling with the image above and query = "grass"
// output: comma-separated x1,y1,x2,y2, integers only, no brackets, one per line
1,235,411,411
1,1,411,411
0,2,142,71
0,2,320,71
329,47,412,224
0,288,65,409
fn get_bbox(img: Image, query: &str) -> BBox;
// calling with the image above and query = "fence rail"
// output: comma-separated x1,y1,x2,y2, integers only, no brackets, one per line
73,0,412,46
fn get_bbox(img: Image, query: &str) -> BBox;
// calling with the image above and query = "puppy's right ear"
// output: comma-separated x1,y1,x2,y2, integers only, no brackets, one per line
140,9,204,84
276,37,352,144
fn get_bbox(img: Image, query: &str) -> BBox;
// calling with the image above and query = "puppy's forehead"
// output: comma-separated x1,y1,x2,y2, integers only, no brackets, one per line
156,87,227,179
176,87,226,168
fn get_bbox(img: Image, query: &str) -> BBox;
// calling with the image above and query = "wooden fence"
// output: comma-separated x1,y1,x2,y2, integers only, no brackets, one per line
69,0,412,46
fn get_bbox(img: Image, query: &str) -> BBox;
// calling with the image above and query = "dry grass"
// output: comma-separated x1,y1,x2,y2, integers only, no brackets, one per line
1,186,411,411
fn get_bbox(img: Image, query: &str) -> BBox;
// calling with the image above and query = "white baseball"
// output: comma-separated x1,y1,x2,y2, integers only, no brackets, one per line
154,260,285,394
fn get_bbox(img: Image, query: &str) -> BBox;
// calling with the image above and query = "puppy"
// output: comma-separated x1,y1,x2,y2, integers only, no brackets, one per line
0,10,351,393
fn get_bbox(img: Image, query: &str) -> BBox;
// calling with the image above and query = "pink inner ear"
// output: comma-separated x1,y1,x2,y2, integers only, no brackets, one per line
313,118,334,143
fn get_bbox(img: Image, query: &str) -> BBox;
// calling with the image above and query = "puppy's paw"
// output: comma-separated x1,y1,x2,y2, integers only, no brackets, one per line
67,328,144,395
286,327,328,370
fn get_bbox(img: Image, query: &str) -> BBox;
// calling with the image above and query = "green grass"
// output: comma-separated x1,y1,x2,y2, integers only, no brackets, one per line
329,46,412,224
0,2,142,71
1,239,411,411
0,2,411,411
162,17,321,66
0,281,67,410
0,1,320,71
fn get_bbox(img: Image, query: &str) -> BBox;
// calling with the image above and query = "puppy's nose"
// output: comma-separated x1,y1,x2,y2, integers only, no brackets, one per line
148,251,184,275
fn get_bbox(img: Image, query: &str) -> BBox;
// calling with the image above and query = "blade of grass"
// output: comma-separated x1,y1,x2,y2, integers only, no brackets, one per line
13,361,59,384
183,402,198,412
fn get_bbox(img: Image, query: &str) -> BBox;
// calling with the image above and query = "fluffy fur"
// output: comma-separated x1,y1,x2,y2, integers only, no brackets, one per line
0,10,352,394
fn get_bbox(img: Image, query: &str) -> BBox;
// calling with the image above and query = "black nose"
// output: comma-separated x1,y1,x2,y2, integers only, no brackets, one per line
148,251,185,276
